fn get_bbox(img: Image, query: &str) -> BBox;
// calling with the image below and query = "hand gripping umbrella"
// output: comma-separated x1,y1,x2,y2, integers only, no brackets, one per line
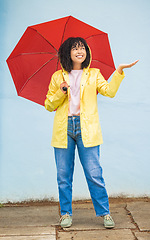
6,15,115,106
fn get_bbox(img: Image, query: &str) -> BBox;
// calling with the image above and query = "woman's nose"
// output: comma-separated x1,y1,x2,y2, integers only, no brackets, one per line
77,48,82,53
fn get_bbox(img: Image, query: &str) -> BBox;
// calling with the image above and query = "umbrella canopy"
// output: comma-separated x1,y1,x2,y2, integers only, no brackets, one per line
6,15,115,106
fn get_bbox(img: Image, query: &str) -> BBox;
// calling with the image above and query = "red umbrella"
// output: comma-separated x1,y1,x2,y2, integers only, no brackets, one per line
6,15,115,106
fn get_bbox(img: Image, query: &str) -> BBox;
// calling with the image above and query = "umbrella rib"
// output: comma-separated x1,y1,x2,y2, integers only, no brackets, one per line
30,27,58,53
21,52,56,55
85,32,107,40
18,56,57,95
8,52,57,60
92,59,115,69
56,16,71,71
60,15,71,46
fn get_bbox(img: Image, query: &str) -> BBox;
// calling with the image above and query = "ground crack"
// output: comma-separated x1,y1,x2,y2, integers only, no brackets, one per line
124,204,141,240
124,204,140,231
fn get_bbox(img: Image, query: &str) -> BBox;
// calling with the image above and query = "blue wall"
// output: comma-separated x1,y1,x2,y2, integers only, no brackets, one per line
0,0,150,203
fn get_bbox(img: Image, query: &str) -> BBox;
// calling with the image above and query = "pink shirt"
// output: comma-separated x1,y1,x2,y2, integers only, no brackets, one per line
68,69,83,116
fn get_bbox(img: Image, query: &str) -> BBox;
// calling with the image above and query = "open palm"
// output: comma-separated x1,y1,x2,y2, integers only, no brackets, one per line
117,60,139,74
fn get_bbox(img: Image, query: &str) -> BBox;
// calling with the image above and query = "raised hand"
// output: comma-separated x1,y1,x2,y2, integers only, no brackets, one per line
117,60,139,74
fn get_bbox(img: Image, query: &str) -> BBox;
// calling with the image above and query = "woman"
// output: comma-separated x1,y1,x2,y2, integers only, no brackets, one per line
45,37,138,228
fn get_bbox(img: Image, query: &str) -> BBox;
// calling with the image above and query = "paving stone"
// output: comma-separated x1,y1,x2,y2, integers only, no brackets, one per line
109,203,127,208
0,236,55,240
58,229,135,240
0,206,59,227
127,202,150,231
72,202,126,209
63,206,135,230
0,226,55,236
134,231,150,240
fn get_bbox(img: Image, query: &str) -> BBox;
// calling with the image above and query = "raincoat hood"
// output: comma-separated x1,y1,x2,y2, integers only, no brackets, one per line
60,44,92,99
60,44,92,75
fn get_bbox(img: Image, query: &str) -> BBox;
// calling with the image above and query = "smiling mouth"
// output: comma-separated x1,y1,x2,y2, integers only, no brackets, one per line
76,55,83,58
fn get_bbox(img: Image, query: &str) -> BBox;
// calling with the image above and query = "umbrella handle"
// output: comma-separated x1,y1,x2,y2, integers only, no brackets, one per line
62,87,67,92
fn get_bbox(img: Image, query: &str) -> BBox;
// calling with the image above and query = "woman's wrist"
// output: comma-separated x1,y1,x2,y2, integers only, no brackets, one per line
117,65,123,75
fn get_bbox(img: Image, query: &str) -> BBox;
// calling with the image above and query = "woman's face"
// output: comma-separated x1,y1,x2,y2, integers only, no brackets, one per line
70,42,87,69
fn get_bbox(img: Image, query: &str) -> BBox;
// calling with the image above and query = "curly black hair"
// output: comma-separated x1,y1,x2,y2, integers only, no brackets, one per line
58,37,91,72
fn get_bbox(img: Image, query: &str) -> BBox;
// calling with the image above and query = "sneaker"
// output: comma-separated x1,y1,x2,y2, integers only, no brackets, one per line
103,214,115,229
60,213,72,228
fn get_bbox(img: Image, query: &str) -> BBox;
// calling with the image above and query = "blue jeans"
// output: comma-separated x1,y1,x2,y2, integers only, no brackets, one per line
54,116,110,217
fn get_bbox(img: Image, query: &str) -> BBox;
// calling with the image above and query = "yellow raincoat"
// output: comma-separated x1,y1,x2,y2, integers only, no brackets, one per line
45,65,125,148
